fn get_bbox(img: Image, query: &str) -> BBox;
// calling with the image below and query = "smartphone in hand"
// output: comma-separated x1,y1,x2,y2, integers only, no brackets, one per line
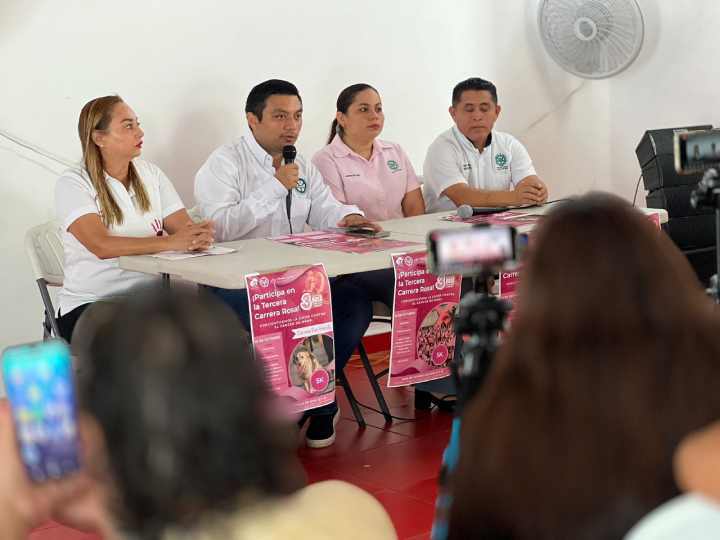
2,340,81,482
344,226,390,238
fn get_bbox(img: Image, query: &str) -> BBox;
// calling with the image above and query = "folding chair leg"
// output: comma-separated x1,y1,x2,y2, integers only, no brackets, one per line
37,279,61,339
358,343,393,424
338,369,366,428
43,311,52,340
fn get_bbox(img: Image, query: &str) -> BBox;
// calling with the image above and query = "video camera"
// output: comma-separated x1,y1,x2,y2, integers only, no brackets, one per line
423,224,523,409
674,129,720,301
426,225,520,277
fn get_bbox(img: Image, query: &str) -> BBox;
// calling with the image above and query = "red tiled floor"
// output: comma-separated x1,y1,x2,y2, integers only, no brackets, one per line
371,489,436,539
297,418,411,462
406,533,432,540
29,524,99,540
319,431,448,493
32,341,450,540
304,347,452,538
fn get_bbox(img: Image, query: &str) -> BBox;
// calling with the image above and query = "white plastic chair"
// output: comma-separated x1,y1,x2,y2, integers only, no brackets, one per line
25,220,64,339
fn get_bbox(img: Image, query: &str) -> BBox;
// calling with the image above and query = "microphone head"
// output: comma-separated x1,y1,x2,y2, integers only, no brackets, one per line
457,205,473,219
282,145,297,164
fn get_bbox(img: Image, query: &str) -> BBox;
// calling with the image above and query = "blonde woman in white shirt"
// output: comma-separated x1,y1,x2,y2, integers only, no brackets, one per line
55,95,214,342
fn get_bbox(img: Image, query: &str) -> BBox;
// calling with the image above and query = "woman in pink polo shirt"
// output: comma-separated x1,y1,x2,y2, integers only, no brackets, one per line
312,83,425,221
313,85,456,411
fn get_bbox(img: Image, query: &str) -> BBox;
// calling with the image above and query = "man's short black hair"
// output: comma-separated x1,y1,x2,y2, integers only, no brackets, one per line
452,78,498,106
245,79,302,121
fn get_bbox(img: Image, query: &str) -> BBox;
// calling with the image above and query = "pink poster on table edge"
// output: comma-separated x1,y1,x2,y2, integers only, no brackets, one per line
272,231,421,254
387,252,461,388
647,212,661,228
499,268,521,324
245,264,335,414
444,210,544,228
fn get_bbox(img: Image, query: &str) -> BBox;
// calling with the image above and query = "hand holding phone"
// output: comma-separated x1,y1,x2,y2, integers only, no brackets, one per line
2,340,81,483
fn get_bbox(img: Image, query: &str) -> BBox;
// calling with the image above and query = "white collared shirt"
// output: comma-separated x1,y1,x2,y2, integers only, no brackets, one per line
194,133,363,242
55,159,185,314
423,127,537,212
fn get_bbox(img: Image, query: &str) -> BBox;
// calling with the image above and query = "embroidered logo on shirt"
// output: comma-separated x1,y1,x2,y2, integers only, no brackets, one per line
387,160,400,172
495,153,509,170
295,178,307,193
462,163,472,171
344,173,361,179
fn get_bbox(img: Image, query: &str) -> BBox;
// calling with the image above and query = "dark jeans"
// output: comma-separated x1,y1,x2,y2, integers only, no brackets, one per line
209,276,373,417
57,304,90,343
342,268,395,310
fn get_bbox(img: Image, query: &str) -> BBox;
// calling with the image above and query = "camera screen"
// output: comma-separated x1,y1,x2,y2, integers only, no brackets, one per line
675,128,720,174
428,226,515,276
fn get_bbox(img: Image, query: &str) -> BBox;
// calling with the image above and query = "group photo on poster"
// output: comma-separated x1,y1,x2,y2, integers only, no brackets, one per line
388,253,462,387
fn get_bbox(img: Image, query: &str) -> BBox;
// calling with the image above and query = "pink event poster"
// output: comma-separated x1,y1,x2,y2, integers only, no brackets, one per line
388,252,462,387
499,268,521,323
272,231,421,254
647,211,661,229
245,264,335,414
444,210,544,228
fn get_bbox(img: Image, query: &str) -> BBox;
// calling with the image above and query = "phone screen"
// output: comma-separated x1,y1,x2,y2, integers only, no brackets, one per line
427,226,515,276
674,128,720,174
2,340,81,482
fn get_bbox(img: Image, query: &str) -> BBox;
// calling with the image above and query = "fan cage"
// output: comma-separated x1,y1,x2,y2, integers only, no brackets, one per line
538,0,645,79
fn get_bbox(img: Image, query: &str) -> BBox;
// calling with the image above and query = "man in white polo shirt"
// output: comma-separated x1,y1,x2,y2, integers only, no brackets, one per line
423,77,548,213
194,79,379,449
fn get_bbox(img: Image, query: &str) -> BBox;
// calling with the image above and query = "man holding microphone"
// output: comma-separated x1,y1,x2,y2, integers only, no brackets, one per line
195,79,378,448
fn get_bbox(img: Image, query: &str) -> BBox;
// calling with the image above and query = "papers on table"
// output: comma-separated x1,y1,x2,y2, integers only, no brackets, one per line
271,231,421,254
150,245,236,261
443,210,544,227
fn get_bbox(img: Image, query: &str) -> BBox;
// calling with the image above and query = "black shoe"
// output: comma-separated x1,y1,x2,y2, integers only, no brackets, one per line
415,390,457,413
305,409,340,449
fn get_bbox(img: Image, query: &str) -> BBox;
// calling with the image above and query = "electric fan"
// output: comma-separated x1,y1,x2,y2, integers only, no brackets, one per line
538,0,645,79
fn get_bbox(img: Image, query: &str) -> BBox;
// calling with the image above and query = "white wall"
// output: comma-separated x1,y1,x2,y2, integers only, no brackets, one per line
609,0,720,200
0,0,668,348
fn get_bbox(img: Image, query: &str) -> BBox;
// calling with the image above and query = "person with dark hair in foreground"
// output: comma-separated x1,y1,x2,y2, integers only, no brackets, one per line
423,77,548,212
446,193,720,540
0,286,396,539
194,79,381,448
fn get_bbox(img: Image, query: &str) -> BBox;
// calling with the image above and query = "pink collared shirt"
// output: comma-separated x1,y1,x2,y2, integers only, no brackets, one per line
312,135,421,222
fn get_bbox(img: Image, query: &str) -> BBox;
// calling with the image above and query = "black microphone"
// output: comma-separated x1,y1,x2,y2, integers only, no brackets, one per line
282,145,297,165
456,204,508,218
282,145,297,233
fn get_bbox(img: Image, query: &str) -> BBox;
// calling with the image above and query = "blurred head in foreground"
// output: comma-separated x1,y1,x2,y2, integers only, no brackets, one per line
449,192,720,540
73,286,303,539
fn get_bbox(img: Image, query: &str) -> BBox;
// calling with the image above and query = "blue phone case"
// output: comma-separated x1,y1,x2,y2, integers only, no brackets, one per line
2,340,81,482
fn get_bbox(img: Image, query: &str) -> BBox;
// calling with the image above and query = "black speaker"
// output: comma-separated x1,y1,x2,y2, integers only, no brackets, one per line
684,247,717,287
636,125,712,190
646,185,713,218
661,215,716,250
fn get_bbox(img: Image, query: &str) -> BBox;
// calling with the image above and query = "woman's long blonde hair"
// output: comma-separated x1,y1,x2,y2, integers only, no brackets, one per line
78,96,150,227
